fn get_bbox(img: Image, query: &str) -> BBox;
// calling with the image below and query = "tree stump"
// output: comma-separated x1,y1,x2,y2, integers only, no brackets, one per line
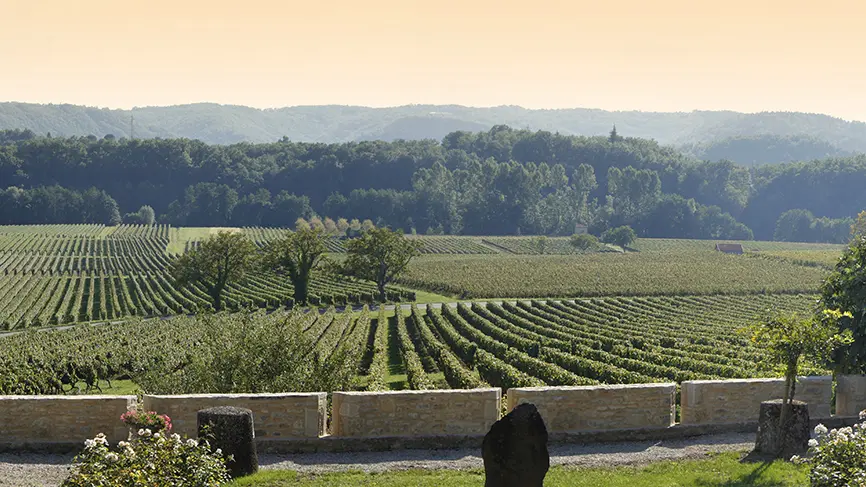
197,406,258,478
482,402,550,487
754,399,810,458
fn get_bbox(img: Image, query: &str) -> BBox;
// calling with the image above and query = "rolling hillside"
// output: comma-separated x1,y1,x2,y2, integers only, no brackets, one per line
3,102,866,163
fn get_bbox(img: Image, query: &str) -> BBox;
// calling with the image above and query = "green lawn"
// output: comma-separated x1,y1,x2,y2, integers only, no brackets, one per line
227,452,808,486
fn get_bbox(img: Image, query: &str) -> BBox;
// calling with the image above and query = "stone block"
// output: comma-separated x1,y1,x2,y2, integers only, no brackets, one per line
681,376,831,425
142,393,326,439
331,389,501,437
506,384,676,433
835,375,866,417
0,395,136,445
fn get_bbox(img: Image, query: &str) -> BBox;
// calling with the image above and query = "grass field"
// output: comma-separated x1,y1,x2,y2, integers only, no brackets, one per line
226,453,807,487
398,253,829,299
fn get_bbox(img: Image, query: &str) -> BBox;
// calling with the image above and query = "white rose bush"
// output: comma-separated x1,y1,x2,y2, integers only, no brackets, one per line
62,427,230,486
795,411,866,486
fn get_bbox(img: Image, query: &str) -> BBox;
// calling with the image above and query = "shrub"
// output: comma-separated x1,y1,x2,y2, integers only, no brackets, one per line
134,311,360,394
798,413,866,486
120,409,172,433
62,430,230,486
569,233,600,251
601,225,637,248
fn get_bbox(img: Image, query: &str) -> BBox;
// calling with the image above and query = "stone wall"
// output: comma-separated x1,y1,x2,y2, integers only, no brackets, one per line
141,393,326,439
1,376,845,449
836,375,866,417
680,376,832,425
331,389,501,437
507,383,676,433
0,395,135,445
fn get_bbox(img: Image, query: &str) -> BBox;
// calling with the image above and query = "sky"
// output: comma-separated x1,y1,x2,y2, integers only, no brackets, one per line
2,0,866,120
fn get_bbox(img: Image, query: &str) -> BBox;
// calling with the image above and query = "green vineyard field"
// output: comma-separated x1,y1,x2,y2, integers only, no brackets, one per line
399,252,830,299
0,294,819,395
0,224,412,330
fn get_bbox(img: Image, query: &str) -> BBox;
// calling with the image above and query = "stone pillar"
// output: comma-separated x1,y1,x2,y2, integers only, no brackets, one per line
836,375,866,417
754,399,810,458
197,406,258,478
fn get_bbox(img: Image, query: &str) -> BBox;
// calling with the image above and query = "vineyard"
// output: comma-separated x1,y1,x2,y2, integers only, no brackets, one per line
0,224,412,330
399,252,830,299
480,236,619,255
632,238,846,253
0,294,818,395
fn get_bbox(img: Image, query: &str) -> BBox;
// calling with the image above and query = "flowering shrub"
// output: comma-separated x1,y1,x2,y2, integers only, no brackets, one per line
62,430,230,486
120,410,172,433
796,411,866,486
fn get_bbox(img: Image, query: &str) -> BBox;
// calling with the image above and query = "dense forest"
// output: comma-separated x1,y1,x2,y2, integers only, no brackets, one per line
1,126,863,242
681,134,851,166
4,102,866,162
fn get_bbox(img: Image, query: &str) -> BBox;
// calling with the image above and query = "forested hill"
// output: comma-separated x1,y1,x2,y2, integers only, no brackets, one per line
681,134,853,166
1,126,864,243
2,102,866,163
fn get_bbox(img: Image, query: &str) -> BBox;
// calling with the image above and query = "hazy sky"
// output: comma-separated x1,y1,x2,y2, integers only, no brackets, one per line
3,0,866,120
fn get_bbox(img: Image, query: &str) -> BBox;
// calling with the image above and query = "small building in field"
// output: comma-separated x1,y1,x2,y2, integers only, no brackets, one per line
715,243,744,254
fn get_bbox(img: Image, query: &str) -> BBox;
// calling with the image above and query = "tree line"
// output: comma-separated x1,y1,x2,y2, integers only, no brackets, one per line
174,226,420,310
1,127,865,241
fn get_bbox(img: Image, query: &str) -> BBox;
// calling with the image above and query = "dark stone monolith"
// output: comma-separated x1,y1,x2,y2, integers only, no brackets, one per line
754,399,810,458
197,406,258,478
482,402,550,487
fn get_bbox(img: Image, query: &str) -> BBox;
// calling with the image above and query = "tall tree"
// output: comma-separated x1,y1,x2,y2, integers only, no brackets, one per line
820,236,866,373
609,125,621,143
172,231,257,311
262,227,329,305
342,227,421,302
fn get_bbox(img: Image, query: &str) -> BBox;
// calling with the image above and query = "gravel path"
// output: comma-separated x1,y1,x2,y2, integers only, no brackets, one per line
0,432,755,486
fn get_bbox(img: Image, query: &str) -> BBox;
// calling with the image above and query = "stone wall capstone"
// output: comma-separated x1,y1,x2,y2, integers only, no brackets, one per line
680,376,832,425
0,395,135,446
506,384,676,433
142,393,326,439
835,375,866,417
331,389,501,437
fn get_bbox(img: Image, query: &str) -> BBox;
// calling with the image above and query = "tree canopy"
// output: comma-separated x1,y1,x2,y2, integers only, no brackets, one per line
342,228,422,302
0,127,865,242
820,236,866,373
172,231,257,311
261,227,329,305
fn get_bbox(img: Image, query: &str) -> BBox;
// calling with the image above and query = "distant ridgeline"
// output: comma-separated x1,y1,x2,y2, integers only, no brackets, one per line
0,126,864,242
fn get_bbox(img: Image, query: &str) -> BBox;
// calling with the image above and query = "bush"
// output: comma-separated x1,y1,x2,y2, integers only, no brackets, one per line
569,233,600,251
134,311,361,394
62,430,230,486
601,225,637,248
798,412,866,486
120,409,172,433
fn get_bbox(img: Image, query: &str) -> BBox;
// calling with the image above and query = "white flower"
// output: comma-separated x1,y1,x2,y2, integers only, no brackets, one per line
84,439,96,449
808,438,819,448
215,448,222,455
153,432,161,439
186,439,198,447
117,441,129,448
138,428,152,437
171,434,181,442
94,433,108,446
815,424,829,435
104,452,119,463
841,427,854,436
124,446,136,458
859,409,866,420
